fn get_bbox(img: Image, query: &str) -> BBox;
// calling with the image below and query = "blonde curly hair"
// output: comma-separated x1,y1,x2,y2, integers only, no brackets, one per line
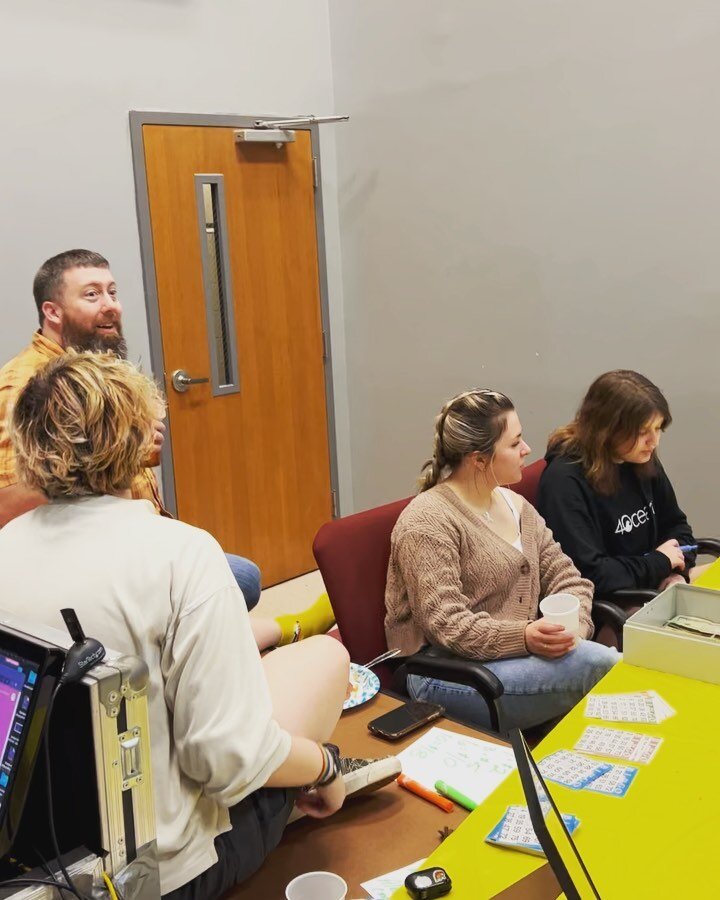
10,351,165,499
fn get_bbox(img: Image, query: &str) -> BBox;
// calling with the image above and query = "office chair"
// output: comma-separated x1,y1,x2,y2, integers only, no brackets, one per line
312,498,505,733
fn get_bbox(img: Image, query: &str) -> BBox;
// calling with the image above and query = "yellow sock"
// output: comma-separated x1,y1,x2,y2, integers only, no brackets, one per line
275,592,336,646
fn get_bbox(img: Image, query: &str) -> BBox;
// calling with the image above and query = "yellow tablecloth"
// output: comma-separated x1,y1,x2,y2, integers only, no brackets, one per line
692,556,720,591
392,662,720,899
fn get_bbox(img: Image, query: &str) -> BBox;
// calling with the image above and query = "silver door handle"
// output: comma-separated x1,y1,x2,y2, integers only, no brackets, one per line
171,369,210,393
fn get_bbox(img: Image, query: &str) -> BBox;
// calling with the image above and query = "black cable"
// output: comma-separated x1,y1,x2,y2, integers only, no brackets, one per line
36,849,55,880
43,682,89,900
34,846,82,900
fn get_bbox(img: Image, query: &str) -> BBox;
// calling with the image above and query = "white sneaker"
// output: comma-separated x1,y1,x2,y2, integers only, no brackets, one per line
339,753,402,798
287,751,401,823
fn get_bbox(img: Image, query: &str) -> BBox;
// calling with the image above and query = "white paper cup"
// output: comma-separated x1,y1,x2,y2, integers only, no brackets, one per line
539,592,580,637
285,871,348,900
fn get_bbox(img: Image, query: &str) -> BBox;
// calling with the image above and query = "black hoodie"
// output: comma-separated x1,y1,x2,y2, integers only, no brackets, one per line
536,451,696,594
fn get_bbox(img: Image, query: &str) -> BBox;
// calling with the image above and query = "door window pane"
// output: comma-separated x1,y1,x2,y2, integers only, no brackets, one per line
195,175,239,395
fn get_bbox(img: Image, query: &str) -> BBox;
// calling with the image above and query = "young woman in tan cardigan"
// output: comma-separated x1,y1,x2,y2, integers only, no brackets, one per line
385,389,619,731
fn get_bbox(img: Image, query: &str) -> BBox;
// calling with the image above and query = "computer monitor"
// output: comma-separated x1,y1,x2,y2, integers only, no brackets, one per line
0,628,64,859
509,729,601,900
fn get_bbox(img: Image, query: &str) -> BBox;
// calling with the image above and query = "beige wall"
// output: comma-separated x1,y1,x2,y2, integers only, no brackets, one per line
329,1,720,532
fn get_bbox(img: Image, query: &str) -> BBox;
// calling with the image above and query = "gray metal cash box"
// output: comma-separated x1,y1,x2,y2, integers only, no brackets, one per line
623,583,720,685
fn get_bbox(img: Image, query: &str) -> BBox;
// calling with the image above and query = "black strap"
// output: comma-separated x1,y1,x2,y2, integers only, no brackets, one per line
117,699,137,863
509,729,601,900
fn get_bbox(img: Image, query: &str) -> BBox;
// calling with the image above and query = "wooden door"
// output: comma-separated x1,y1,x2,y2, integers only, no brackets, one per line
142,124,333,586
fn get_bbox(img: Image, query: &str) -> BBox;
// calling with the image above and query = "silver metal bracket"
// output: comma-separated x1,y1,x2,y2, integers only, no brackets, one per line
98,656,150,718
118,726,145,791
253,115,349,129
235,128,296,147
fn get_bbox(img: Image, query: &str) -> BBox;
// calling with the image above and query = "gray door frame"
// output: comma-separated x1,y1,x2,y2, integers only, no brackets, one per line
128,110,339,518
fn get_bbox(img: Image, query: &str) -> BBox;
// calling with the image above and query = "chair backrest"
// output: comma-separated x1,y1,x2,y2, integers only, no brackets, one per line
312,464,543,686
514,458,547,507
313,497,412,687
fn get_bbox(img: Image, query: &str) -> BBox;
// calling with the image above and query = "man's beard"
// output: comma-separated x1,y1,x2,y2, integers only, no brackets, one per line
61,319,128,359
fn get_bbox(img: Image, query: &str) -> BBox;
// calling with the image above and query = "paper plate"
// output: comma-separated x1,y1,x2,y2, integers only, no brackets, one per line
343,662,380,711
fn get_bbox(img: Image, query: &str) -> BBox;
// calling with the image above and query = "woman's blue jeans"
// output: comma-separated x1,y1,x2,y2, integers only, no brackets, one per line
408,641,620,732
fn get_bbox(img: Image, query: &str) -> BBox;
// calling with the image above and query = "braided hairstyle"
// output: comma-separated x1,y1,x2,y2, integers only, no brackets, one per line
418,389,515,492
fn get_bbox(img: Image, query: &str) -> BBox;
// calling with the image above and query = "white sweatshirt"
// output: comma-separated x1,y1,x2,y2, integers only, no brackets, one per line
0,495,291,894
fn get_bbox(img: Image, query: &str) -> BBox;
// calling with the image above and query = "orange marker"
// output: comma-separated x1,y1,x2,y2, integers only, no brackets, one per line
397,774,454,813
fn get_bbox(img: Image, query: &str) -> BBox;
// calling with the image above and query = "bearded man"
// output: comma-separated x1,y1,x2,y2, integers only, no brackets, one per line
0,249,262,608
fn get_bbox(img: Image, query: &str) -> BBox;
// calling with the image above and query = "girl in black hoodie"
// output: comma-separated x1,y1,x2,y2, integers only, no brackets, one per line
537,370,707,597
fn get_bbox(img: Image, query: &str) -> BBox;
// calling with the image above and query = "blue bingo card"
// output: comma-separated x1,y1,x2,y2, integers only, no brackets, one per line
582,763,639,798
485,805,581,856
537,749,612,790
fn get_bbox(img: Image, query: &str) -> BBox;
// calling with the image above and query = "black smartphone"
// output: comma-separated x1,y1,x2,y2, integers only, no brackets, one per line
368,700,444,741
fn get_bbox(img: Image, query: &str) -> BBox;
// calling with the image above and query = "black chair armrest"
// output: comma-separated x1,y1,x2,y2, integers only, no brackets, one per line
696,537,720,558
610,588,658,604
592,599,630,626
403,646,504,732
591,599,630,652
593,590,656,652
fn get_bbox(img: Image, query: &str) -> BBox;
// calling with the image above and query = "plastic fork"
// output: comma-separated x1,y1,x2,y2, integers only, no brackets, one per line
362,648,401,670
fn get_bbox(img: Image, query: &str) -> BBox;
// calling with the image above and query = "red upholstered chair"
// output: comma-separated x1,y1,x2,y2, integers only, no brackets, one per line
313,498,505,732
313,497,412,686
514,458,546,506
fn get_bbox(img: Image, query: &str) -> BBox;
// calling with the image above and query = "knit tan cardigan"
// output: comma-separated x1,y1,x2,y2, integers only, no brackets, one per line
384,484,594,661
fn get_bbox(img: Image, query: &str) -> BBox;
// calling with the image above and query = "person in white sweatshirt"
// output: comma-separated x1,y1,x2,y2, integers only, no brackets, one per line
0,350,399,899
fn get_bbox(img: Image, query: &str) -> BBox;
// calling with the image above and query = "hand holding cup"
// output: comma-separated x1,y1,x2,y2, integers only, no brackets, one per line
529,593,581,658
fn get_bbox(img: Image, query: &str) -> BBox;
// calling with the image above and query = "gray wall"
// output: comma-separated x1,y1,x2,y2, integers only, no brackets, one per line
329,1,720,532
4,2,720,530
0,0,354,510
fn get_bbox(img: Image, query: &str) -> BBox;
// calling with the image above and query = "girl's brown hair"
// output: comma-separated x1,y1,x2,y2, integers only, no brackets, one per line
11,351,164,499
547,370,671,494
418,389,515,492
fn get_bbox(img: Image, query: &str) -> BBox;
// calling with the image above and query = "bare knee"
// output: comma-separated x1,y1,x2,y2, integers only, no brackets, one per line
251,617,282,652
302,634,350,679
